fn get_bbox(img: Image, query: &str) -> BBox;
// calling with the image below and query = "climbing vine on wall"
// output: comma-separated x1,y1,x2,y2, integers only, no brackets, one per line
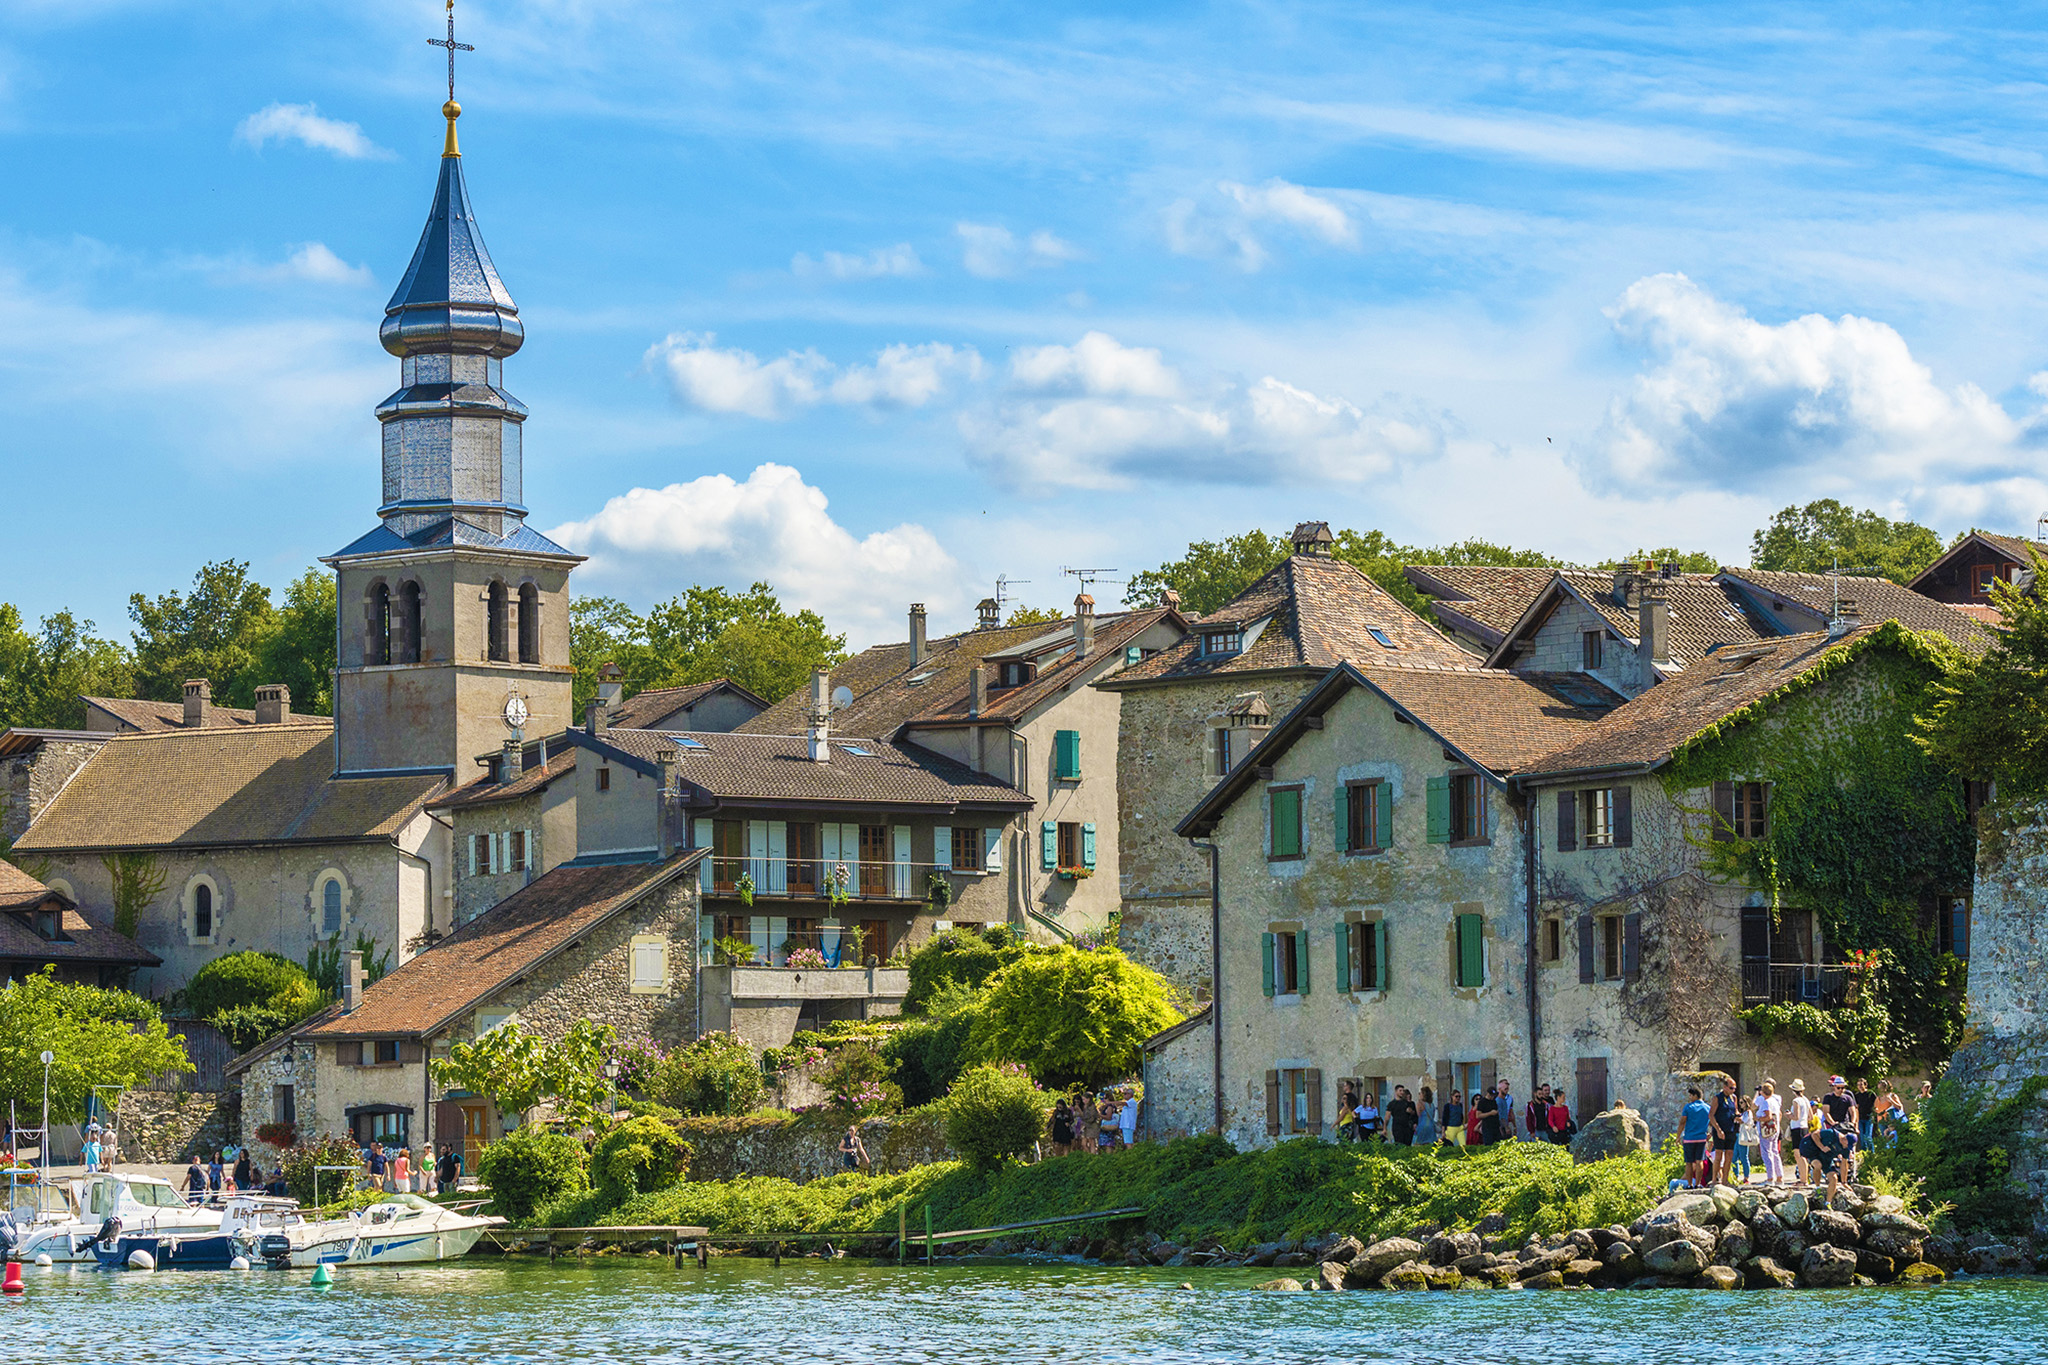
1660,622,1974,1067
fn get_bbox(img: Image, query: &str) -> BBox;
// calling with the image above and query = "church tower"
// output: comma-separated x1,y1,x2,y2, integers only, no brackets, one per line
325,89,581,778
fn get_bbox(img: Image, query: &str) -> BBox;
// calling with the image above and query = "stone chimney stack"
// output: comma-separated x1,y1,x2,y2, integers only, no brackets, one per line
501,737,523,782
1073,593,1095,657
182,679,212,728
585,697,608,738
253,683,291,725
976,598,1000,630
341,951,365,1014
1160,588,1182,612
1829,597,1861,639
1612,567,1641,612
596,662,624,711
807,668,832,762
909,604,928,666
1638,578,1670,667
1290,521,1334,556
657,748,682,858
969,663,988,717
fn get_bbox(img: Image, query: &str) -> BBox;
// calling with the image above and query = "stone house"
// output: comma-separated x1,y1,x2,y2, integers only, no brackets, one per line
1099,524,1483,998
0,726,106,848
1907,528,2044,618
1159,658,1605,1147
742,598,1185,940
568,695,1033,1051
227,852,703,1166
430,740,578,926
0,858,158,986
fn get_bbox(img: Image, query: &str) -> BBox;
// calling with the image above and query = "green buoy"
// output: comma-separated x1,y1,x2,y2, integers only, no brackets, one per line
311,1263,334,1287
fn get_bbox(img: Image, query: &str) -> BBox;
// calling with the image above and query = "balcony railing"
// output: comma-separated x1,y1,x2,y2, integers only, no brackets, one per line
700,857,985,904
1740,962,1855,1008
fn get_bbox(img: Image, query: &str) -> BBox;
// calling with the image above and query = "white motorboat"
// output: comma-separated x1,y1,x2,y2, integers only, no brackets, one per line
259,1194,501,1267
14,1172,223,1264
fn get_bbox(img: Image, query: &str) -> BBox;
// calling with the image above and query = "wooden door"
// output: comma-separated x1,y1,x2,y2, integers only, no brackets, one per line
460,1104,490,1173
1575,1057,1608,1123
859,826,890,897
858,919,890,965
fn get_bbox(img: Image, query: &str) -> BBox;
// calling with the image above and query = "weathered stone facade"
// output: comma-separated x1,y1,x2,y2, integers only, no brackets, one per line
446,774,576,925
1139,1007,1214,1141
1,736,102,848
675,1109,953,1182
118,1089,242,1163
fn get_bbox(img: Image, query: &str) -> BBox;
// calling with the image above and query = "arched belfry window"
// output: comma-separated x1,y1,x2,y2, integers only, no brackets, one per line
517,583,541,664
366,584,391,666
194,884,213,940
395,580,424,664
487,580,509,663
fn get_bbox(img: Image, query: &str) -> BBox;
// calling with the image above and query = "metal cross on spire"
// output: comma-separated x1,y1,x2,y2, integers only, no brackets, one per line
428,0,474,104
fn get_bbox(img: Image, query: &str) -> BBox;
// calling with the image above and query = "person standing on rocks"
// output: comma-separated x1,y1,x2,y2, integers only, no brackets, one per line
1710,1076,1740,1186
1414,1085,1438,1146
1823,1076,1859,1179
1679,1085,1712,1189
1753,1081,1783,1184
1853,1078,1878,1153
1388,1086,1418,1145
1734,1096,1758,1184
1800,1114,1853,1203
1784,1080,1813,1186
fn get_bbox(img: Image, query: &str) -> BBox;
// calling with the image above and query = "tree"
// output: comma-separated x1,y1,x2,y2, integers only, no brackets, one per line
567,583,847,712
1335,530,1563,616
590,1114,692,1207
968,947,1182,1090
1916,568,2048,797
127,559,277,705
184,951,320,1021
1124,530,1291,614
0,605,135,731
1003,605,1061,629
1750,500,1944,585
901,924,1043,1015
1615,547,1721,574
640,1031,767,1116
0,970,190,1121
431,1019,616,1127
569,595,647,711
943,1063,1047,1169
249,569,338,716
476,1125,589,1222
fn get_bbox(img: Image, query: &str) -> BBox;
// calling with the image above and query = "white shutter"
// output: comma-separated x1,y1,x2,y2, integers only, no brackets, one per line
893,825,912,899
694,818,714,891
631,939,665,990
983,827,1002,873
934,825,953,872
766,821,788,895
527,828,537,875
496,832,508,875
749,915,770,962
467,834,479,877
768,915,788,964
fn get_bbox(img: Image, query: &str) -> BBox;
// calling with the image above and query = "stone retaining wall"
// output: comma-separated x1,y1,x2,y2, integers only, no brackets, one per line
118,1090,241,1163
675,1109,953,1184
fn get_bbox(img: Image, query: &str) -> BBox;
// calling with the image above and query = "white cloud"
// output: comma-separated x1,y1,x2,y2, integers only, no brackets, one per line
964,331,1444,490
646,333,981,418
1167,178,1359,271
548,463,960,646
791,243,924,281
1578,273,2043,495
1222,179,1357,247
955,222,1084,278
1261,99,1738,172
237,243,374,287
233,102,391,160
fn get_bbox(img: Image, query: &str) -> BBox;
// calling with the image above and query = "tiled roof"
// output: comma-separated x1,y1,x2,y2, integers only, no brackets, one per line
585,728,1032,811
902,611,1174,726
288,854,701,1042
1908,529,2047,593
0,859,62,912
428,748,577,812
607,679,768,731
1403,565,1560,646
1106,555,1478,689
0,861,160,966
1524,623,1926,777
1428,568,1773,669
84,696,333,734
13,727,445,854
1717,569,1988,651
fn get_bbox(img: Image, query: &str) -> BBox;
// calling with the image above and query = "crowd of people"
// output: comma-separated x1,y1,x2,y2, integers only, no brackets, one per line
176,1139,468,1205
1047,1088,1141,1156
1333,1078,1582,1147
1676,1073,1918,1198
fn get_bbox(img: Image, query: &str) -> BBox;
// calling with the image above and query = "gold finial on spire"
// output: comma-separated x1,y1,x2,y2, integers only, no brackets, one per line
428,0,473,158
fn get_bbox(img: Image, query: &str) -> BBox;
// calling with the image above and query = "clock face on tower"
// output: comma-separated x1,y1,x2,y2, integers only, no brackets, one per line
503,695,529,731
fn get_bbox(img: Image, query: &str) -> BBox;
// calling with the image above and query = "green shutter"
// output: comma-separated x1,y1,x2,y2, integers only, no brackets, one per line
1082,822,1097,869
1261,932,1275,998
1426,776,1451,843
1296,929,1310,995
1041,821,1057,870
1375,783,1393,849
1054,729,1081,780
1333,784,1349,854
1335,921,1350,991
1271,789,1302,857
1374,920,1390,992
1457,913,1484,988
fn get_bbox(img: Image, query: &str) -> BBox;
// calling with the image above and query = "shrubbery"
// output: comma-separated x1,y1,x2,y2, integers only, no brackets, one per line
183,951,325,1050
641,1031,766,1116
477,1125,590,1222
901,925,1041,1015
884,1009,975,1107
1867,1075,2048,1234
969,948,1180,1090
944,1063,1047,1170
283,1134,363,1206
590,1115,693,1207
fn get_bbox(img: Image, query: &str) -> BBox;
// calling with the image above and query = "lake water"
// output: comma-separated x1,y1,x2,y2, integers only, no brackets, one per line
8,1257,2045,1363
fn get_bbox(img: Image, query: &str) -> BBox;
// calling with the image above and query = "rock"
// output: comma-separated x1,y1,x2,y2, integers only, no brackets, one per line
1561,1257,1604,1287
1649,1191,1724,1226
1854,1274,1878,1287
1923,1233,1967,1273
1247,1240,1288,1268
1319,1235,1363,1266
1124,1249,1149,1267
1965,1244,2031,1276
1272,1251,1313,1268
1864,1194,1906,1217
1699,1265,1743,1290
1715,1222,1753,1266
1807,1210,1861,1249
1734,1189,1767,1222
1643,1239,1709,1277
1162,1252,1189,1268
1519,1269,1565,1289
1744,1256,1799,1289
1898,1262,1947,1284
1602,1244,1645,1281
1637,1211,1716,1259
1800,1244,1858,1288
1424,1231,1480,1265
1256,1277,1305,1292
1708,1184,1741,1220
1590,1225,1629,1252
1479,1265,1521,1288
1865,1229,1923,1263
1569,1105,1651,1163
1312,1261,1348,1293
1771,1191,1810,1228
1777,1231,1809,1265
1861,1210,1931,1238
1855,1250,1896,1282
1850,1184,1877,1202
1452,1253,1494,1275
1424,1265,1464,1290
1348,1237,1425,1282
1380,1262,1432,1291
1516,1250,1576,1280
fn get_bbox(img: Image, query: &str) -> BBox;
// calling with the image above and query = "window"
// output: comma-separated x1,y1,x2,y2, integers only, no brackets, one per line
487,580,509,663
183,877,220,945
372,1039,402,1066
630,934,669,993
272,1084,296,1127
194,884,213,940
366,582,392,666
999,661,1035,688
1265,1066,1323,1136
1268,786,1303,859
597,766,612,792
1339,780,1390,854
1453,911,1485,988
1557,786,1632,851
1053,821,1096,874
1582,630,1603,670
1054,729,1082,781
1216,727,1234,776
1429,773,1486,845
1712,781,1768,840
1975,564,1998,595
32,908,61,941
1340,919,1387,992
508,830,528,874
713,820,746,893
1261,927,1306,996
476,1010,513,1035
1939,897,1971,960
321,878,344,935
471,833,495,876
354,1109,409,1147
951,826,982,872
1581,789,1615,846
395,580,423,664
1367,627,1395,649
517,583,541,664
1601,915,1623,980
1542,917,1562,964
788,821,819,894
1202,629,1243,656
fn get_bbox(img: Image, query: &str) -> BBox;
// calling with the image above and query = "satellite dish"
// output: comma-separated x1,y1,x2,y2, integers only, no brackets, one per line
831,686,854,711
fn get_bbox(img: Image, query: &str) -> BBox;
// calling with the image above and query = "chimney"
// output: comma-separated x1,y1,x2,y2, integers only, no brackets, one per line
182,679,212,728
501,737,523,782
1638,578,1670,666
1612,568,1641,612
1159,588,1182,611
596,661,624,710
1290,521,1334,557
657,748,681,858
1829,597,1861,639
1073,593,1095,657
341,951,365,1014
253,683,291,725
585,697,608,738
976,597,1000,630
969,663,988,717
909,604,928,666
807,667,832,762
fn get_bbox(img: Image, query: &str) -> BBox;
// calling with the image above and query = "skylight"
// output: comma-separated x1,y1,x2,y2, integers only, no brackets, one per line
660,734,707,749
838,744,873,756
1368,627,1395,648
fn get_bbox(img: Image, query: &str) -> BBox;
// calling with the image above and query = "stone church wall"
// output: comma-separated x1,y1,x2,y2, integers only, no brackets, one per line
2,738,101,848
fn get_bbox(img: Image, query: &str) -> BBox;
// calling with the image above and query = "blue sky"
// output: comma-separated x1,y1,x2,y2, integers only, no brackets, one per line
8,1,2048,646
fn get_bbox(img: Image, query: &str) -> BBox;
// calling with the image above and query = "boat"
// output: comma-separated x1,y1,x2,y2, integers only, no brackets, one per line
14,1172,224,1264
260,1194,502,1267
90,1195,312,1271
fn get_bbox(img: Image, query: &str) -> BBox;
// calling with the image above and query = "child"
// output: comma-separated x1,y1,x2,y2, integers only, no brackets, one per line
1735,1096,1759,1184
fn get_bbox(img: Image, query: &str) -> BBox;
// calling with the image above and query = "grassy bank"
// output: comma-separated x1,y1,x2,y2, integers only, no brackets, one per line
535,1136,1680,1248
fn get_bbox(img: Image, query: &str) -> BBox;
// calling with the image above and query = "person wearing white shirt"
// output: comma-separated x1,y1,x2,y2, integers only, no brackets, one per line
1118,1095,1139,1148
1784,1080,1814,1186
1754,1082,1784,1184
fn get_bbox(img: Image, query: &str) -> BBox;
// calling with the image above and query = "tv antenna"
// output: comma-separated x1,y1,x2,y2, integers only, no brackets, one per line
1061,566,1123,592
994,574,1029,609
1823,553,1883,624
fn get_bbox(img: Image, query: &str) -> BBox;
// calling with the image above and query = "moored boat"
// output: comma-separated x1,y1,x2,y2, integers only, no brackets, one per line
15,1173,224,1264
261,1194,501,1267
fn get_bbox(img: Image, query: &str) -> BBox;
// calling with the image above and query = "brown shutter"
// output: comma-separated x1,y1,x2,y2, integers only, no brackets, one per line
1305,1069,1324,1135
1264,1070,1282,1135
1575,1057,1608,1120
1623,911,1642,982
434,1099,463,1149
1435,1059,1453,1105
1711,782,1734,842
399,1040,425,1064
338,1041,362,1067
1479,1058,1498,1098
1613,786,1633,848
1577,913,1596,983
1757,782,1771,837
1556,790,1576,852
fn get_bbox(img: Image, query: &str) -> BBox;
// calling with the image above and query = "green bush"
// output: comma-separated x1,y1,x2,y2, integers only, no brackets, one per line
902,925,1042,1015
885,1008,977,1107
815,1040,901,1117
967,947,1181,1090
1866,1075,2048,1234
642,1031,766,1116
590,1115,693,1207
185,951,319,1020
476,1125,590,1223
944,1063,1047,1170
283,1134,364,1206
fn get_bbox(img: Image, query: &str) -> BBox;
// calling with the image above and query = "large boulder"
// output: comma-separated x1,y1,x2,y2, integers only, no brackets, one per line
1861,1210,1930,1239
1744,1255,1799,1289
1561,1257,1605,1287
1699,1265,1743,1290
1715,1222,1753,1266
1344,1239,1425,1287
1312,1260,1348,1292
1602,1242,1645,1282
1707,1184,1742,1221
1318,1235,1364,1266
1452,1252,1495,1276
1424,1265,1464,1290
1800,1244,1858,1288
1643,1238,1709,1277
1637,1211,1717,1259
1777,1231,1810,1265
1923,1232,1967,1273
1569,1105,1651,1164
1424,1231,1480,1266
1864,1228,1922,1263
1807,1210,1862,1249
1515,1247,1578,1277
1898,1262,1947,1284
1648,1190,1725,1226
1856,1250,1897,1283
1965,1244,2032,1277
1256,1277,1305,1292
1380,1261,1432,1291
1734,1188,1767,1223
1772,1191,1810,1229
1519,1269,1566,1289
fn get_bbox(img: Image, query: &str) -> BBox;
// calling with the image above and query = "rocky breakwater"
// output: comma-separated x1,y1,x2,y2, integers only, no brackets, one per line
1251,1183,2010,1293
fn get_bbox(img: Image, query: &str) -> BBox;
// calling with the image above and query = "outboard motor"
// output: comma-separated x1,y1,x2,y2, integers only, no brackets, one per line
257,1233,295,1265
94,1215,122,1248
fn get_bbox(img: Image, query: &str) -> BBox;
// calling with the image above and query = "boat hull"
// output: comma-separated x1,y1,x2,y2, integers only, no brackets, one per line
273,1221,490,1267
94,1232,253,1270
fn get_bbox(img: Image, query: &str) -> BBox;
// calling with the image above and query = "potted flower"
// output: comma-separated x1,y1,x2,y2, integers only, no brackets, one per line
927,872,952,909
786,946,828,970
827,863,852,908
735,870,756,907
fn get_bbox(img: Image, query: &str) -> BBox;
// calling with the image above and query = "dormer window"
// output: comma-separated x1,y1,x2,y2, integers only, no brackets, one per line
998,661,1036,688
1202,630,1243,656
32,908,65,942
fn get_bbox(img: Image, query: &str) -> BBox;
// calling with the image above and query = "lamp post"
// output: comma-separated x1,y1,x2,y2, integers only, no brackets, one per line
39,1050,54,1187
603,1060,620,1119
